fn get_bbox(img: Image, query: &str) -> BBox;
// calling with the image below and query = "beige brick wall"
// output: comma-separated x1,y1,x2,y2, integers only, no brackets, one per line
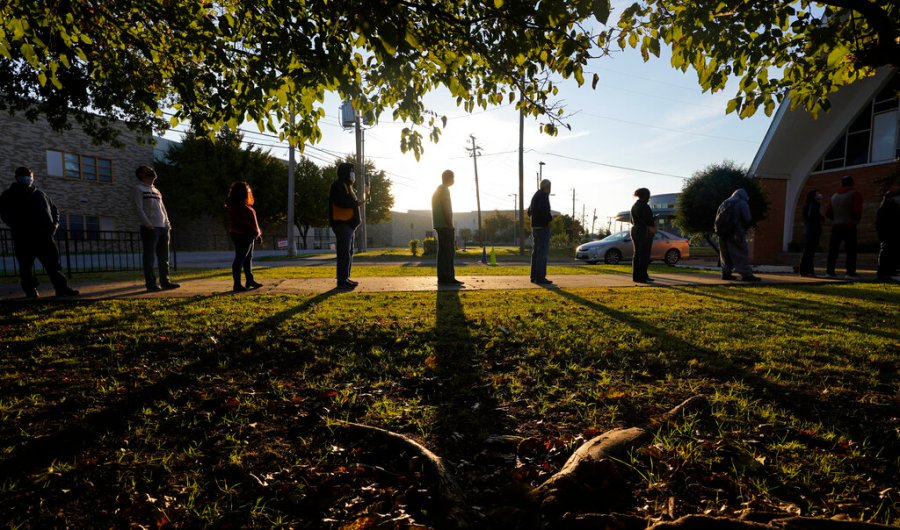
0,111,155,232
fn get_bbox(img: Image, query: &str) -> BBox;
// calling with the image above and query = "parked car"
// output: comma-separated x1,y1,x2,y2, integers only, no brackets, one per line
575,230,689,265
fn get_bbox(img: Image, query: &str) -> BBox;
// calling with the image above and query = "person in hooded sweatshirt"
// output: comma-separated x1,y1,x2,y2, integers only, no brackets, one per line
0,167,79,298
715,188,761,282
824,175,863,279
329,162,364,289
875,190,900,282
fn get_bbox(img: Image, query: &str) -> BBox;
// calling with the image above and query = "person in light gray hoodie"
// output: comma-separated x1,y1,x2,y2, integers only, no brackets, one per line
715,188,761,282
135,165,179,291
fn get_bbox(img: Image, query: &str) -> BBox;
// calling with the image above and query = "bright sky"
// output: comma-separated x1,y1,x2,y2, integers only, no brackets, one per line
165,7,776,234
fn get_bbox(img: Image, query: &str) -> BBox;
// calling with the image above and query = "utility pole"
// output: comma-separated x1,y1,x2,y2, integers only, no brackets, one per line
571,188,575,218
355,109,367,252
538,161,545,190
467,134,483,245
518,107,525,255
591,208,597,237
286,111,296,256
581,204,586,230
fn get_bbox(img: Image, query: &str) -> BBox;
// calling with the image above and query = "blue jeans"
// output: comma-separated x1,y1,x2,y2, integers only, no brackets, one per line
332,223,355,283
141,226,171,287
530,227,550,281
230,233,256,286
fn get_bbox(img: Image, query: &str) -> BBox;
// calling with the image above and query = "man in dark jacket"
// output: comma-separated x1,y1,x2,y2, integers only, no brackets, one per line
329,162,363,289
528,179,553,284
0,167,79,298
630,187,654,283
876,190,899,282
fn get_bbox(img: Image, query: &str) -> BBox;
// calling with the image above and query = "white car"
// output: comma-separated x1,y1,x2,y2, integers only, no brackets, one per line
575,230,689,265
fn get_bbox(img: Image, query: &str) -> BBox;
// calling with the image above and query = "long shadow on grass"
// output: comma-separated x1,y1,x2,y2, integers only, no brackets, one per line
430,290,504,456
546,287,890,447
0,290,339,481
667,284,900,342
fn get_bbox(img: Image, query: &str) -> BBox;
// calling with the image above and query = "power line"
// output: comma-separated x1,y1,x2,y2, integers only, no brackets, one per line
577,111,758,143
527,150,688,179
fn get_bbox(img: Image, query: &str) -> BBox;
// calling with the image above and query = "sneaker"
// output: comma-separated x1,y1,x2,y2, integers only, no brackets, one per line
535,278,554,285
24,289,39,299
438,279,464,286
146,284,162,292
721,273,737,280
344,279,358,287
160,281,181,290
740,275,762,282
233,284,248,292
55,288,80,297
247,280,264,289
336,281,357,289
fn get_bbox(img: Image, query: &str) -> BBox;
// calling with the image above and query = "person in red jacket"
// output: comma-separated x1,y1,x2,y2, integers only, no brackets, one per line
824,175,864,279
225,181,263,292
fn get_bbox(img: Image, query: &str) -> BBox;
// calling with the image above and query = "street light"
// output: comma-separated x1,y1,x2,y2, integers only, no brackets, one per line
537,161,545,189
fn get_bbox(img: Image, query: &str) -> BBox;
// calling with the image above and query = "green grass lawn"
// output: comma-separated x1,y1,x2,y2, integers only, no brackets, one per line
1,282,898,528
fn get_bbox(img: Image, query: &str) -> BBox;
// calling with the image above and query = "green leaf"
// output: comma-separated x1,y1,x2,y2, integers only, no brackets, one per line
591,72,599,89
494,0,504,7
593,0,611,25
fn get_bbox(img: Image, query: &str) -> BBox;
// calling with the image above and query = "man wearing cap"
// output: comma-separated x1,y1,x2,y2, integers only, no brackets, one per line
135,165,179,291
0,167,79,298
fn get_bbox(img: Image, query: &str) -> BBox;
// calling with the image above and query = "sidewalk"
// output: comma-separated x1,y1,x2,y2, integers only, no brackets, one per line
0,271,846,301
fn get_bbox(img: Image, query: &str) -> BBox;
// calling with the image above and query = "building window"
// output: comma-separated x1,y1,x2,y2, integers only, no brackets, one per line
814,74,899,171
58,215,114,239
46,150,113,182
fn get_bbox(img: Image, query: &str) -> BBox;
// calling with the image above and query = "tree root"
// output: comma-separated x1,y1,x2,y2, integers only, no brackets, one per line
330,420,472,530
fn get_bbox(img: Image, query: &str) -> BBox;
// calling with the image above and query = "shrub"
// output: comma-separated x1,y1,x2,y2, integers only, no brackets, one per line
408,239,419,256
422,237,437,256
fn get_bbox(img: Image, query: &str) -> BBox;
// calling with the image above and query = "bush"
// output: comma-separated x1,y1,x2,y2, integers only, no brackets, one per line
422,237,437,256
408,239,419,256
550,233,573,250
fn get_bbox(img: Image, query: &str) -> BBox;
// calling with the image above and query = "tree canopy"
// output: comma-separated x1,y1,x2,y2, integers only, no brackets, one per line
0,0,611,155
613,1,900,118
675,161,769,242
155,129,287,226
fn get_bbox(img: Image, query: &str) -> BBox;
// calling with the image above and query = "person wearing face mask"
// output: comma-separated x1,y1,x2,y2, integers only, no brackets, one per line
0,167,79,298
799,189,824,277
875,190,899,282
329,162,364,289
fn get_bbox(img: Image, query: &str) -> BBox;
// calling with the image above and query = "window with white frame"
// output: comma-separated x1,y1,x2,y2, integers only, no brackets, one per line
815,74,900,171
46,150,113,182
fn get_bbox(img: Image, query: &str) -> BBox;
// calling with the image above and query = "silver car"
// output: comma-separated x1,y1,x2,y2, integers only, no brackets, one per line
575,230,690,265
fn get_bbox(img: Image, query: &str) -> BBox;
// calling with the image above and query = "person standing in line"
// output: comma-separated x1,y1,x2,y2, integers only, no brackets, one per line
0,167,79,298
630,187,655,283
875,190,899,282
799,189,823,277
135,165,179,292
329,162,363,289
528,179,553,285
225,181,263,292
432,169,463,286
715,188,761,282
824,175,863,279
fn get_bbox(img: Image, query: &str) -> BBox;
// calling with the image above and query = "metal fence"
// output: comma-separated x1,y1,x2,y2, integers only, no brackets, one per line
0,228,176,278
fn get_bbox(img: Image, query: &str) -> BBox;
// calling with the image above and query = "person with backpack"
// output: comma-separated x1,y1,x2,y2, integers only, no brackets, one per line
329,162,364,289
715,188,761,282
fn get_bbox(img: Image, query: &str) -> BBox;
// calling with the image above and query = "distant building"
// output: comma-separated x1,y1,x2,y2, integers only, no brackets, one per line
0,108,155,236
614,193,682,235
750,67,899,263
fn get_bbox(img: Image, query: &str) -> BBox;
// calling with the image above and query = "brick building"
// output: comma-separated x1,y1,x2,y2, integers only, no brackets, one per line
749,68,899,263
0,109,156,235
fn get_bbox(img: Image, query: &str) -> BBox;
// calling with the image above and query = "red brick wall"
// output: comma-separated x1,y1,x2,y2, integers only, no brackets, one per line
789,161,900,251
750,178,787,263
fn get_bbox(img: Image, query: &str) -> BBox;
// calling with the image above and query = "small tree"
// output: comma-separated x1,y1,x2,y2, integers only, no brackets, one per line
323,155,395,225
293,158,330,250
676,161,769,252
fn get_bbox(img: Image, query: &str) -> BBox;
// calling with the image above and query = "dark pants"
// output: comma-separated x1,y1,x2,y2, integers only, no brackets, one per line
799,225,821,275
141,226,171,287
230,233,256,286
877,240,898,279
826,225,857,276
719,232,752,276
332,223,355,283
435,227,456,282
530,227,550,281
14,235,70,294
630,227,652,281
